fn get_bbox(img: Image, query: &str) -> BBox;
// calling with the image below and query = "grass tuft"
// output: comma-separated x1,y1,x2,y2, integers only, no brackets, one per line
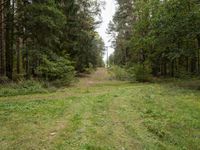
0,80,49,97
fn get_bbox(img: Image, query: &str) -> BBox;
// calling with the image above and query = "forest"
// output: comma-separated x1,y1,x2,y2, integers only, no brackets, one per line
0,0,105,83
109,0,200,81
0,0,200,150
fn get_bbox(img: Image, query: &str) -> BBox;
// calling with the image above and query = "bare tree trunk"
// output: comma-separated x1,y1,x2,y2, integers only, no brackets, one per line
5,0,11,79
16,38,20,74
186,57,189,73
191,59,195,74
197,35,200,74
163,61,167,76
5,0,14,79
171,60,174,77
16,0,21,75
26,48,29,79
0,0,5,76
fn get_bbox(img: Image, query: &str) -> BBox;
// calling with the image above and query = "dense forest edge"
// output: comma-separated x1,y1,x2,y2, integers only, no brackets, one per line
0,0,105,86
108,0,200,82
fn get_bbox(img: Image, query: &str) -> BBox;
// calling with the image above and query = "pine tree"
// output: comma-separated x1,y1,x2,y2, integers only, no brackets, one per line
110,0,200,78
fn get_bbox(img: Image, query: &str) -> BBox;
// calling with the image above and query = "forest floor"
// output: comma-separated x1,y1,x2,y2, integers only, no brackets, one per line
0,68,200,150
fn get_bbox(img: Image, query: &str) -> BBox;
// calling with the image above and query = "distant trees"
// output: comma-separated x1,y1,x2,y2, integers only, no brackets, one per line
109,0,200,78
60,0,105,72
0,0,105,82
108,0,135,66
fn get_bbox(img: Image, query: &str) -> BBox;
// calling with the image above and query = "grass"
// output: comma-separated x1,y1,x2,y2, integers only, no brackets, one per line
0,69,200,150
0,80,48,97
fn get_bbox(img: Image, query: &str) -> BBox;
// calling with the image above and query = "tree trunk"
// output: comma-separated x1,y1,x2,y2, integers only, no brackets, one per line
163,61,167,76
197,35,200,74
5,0,11,79
186,57,189,73
16,0,21,75
191,57,196,74
0,0,5,76
171,60,174,77
5,0,14,79
25,44,30,79
16,38,20,74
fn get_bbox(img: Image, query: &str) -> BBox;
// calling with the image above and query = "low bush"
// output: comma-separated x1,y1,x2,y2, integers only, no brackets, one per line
109,64,152,82
84,63,95,74
0,76,10,84
109,66,129,81
174,67,193,79
129,64,152,82
0,80,48,97
36,55,75,86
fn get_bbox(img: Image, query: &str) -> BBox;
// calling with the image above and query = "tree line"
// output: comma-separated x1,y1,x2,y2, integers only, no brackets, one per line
109,0,200,78
0,0,105,82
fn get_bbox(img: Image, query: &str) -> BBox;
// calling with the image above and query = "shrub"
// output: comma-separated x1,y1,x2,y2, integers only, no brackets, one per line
174,67,192,79
12,74,25,82
109,66,129,81
36,55,75,85
84,63,95,74
132,64,152,82
109,64,152,82
0,80,48,97
126,64,152,82
0,76,9,84
135,65,152,82
127,66,136,82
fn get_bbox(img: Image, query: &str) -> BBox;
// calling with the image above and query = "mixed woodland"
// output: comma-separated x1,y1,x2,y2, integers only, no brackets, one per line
109,0,200,81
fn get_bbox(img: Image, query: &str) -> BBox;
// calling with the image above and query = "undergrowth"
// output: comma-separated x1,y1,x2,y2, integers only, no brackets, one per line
0,80,49,97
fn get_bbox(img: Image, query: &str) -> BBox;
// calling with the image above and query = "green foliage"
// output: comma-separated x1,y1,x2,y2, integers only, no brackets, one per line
0,80,47,97
174,67,193,79
129,64,152,82
109,64,152,82
60,1,104,72
0,76,10,84
109,66,129,81
0,0,105,82
36,55,75,85
84,63,95,74
110,0,200,78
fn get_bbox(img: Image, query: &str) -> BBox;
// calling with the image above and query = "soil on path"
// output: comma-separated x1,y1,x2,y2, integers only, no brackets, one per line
77,68,110,87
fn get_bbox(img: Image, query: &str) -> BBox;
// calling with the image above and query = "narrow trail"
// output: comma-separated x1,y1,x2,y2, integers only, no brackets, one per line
77,68,111,87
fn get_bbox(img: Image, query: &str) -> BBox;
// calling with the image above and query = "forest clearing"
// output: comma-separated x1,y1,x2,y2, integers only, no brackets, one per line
0,68,200,150
0,0,200,149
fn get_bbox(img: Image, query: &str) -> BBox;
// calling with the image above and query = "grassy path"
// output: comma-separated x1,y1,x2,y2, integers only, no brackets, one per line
0,68,200,149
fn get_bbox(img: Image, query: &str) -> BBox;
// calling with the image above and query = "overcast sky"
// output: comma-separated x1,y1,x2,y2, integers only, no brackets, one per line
96,0,116,61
